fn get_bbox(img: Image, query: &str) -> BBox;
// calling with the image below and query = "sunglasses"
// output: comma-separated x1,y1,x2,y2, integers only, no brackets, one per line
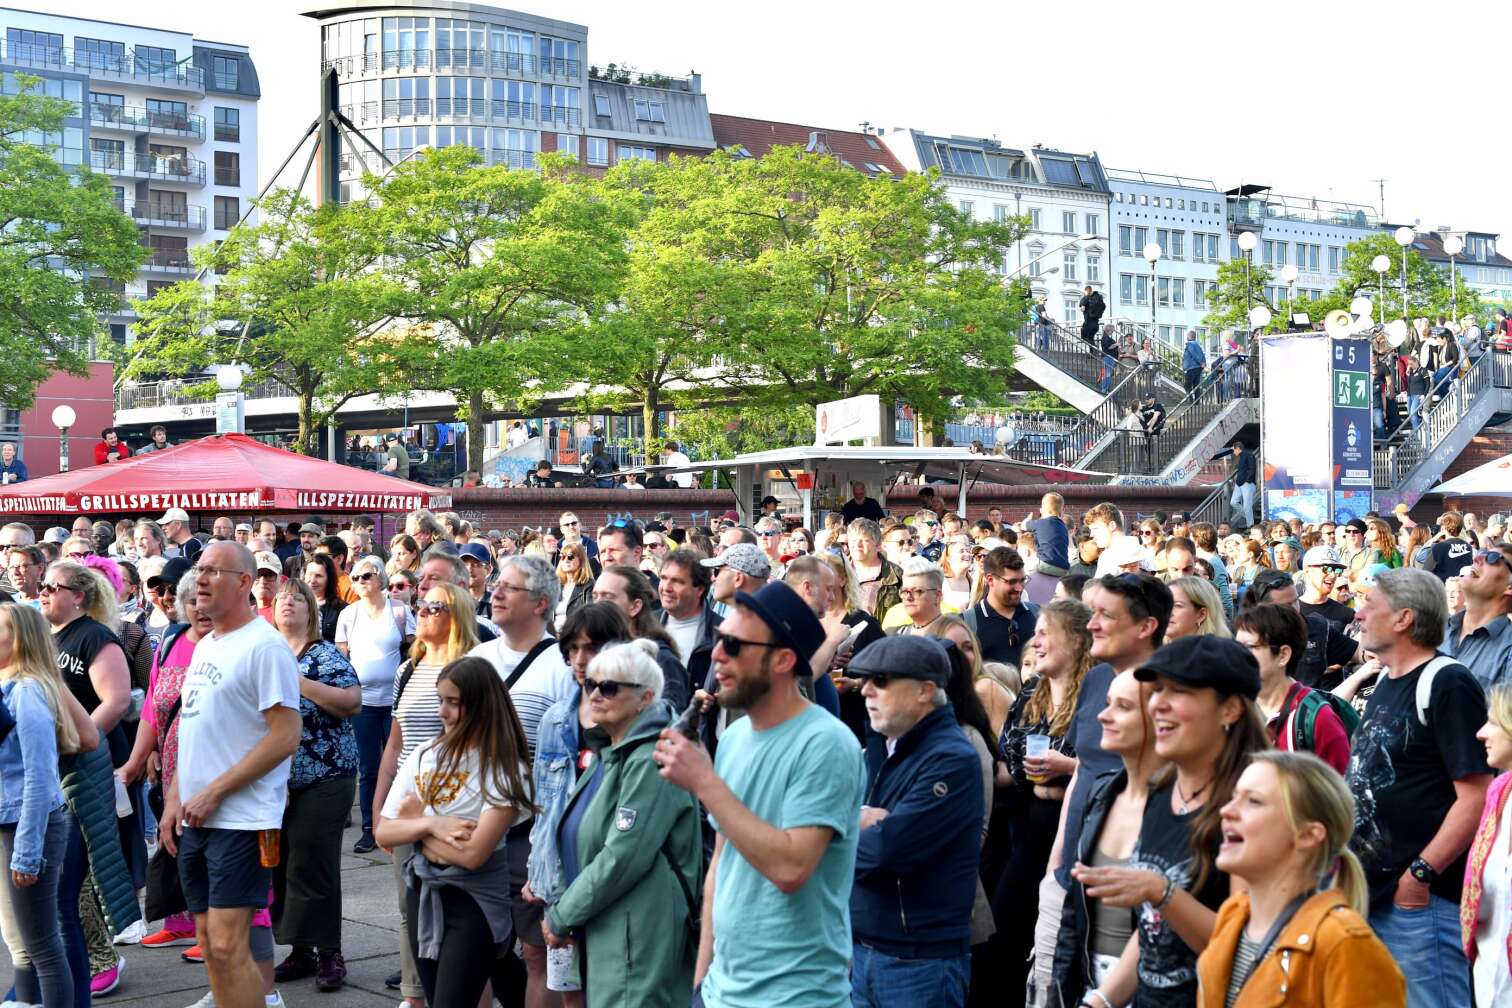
416,600,450,616
391,581,413,592
354,572,378,582
584,677,635,699
1477,550,1507,566
757,531,780,538
39,581,77,595
715,632,784,658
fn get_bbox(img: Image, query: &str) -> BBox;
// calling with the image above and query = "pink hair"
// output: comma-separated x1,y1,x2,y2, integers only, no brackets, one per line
82,554,124,595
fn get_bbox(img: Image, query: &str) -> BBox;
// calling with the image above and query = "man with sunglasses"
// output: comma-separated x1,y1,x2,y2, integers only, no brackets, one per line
754,516,787,574
558,511,599,562
655,580,864,1008
1299,545,1355,633
1250,567,1358,690
963,546,1036,667
1443,543,1512,688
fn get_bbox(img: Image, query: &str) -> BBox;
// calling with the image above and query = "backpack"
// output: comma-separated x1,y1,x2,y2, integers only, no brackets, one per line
1413,655,1458,727
1282,682,1362,753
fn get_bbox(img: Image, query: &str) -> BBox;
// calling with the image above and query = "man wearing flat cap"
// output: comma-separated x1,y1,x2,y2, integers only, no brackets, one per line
847,636,982,1006
656,581,865,1007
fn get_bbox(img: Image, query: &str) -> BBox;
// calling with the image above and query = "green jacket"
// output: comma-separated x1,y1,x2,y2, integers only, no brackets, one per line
545,702,701,1008
870,558,904,622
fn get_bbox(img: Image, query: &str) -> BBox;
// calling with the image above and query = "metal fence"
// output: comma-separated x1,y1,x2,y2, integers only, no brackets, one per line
1372,351,1512,489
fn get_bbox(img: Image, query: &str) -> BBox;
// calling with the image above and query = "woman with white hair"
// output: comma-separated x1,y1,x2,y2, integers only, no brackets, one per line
540,640,701,1007
335,556,414,855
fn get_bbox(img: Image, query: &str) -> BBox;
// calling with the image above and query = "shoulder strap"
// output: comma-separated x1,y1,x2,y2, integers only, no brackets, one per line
659,835,699,930
1415,655,1458,727
390,600,408,639
505,638,556,691
393,659,416,705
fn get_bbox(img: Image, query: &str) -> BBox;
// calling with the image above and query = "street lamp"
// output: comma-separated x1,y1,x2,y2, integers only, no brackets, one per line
1372,254,1391,324
1394,225,1416,321
1143,240,1161,342
1004,233,1100,281
1443,233,1465,321
1248,304,1272,332
1280,263,1300,327
1237,231,1258,310
50,405,76,473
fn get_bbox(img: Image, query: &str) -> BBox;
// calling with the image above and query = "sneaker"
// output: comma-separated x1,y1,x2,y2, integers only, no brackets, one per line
181,944,204,963
114,919,147,945
267,994,286,1008
384,970,402,990
184,993,215,1008
315,950,346,991
142,925,197,949
91,956,125,995
352,829,375,854
272,947,317,983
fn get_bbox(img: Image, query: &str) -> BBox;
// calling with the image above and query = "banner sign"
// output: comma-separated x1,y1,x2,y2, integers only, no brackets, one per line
1330,336,1374,514
1261,336,1332,524
815,394,883,445
0,489,449,515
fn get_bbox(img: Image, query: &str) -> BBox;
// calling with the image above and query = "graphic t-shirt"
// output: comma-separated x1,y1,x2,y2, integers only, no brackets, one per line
381,742,530,850
1346,657,1492,911
1129,782,1228,1008
177,617,301,830
336,600,415,706
54,616,123,714
704,704,864,1008
468,634,574,759
1430,537,1474,580
1299,597,1356,633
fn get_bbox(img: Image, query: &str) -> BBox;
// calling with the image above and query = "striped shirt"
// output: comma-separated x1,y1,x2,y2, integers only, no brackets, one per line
393,662,447,766
1224,929,1263,1008
468,634,575,759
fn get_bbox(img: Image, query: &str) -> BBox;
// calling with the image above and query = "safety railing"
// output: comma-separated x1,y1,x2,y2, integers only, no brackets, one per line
998,361,1164,470
1085,355,1256,476
1190,472,1238,527
85,103,206,141
1372,351,1512,489
0,41,204,91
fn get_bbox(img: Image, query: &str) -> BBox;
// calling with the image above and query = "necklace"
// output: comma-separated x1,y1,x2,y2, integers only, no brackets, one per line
1175,777,1213,814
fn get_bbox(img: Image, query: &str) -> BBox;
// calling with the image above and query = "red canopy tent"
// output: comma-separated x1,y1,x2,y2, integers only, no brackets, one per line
0,433,451,516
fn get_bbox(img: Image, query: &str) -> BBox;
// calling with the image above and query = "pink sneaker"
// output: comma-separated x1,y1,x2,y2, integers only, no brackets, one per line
90,955,124,995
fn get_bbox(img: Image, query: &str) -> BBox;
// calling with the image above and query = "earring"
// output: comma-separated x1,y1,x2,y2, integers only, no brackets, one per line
1223,722,1232,733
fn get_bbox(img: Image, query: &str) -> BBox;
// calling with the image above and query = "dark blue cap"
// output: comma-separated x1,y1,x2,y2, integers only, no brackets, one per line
1134,635,1260,699
457,542,492,567
733,581,824,673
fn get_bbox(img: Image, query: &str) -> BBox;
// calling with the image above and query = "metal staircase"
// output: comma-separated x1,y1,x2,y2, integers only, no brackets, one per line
1013,320,1185,412
1374,353,1512,509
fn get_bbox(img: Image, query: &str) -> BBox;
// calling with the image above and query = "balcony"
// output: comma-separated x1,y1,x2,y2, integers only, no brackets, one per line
540,105,580,127
85,103,206,142
120,200,207,232
142,248,194,274
0,41,205,95
489,148,535,169
117,373,287,411
82,150,207,186
322,49,576,79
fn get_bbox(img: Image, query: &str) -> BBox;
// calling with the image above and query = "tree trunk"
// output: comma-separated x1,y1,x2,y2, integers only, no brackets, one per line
296,392,315,455
641,383,660,456
468,388,487,479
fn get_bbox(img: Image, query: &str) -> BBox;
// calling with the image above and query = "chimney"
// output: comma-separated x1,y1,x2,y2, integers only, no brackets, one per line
689,71,701,93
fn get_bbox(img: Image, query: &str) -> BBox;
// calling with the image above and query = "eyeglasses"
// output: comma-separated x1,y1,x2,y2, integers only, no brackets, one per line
715,632,784,658
584,677,636,699
492,583,531,596
39,581,77,595
354,572,378,582
193,566,243,579
1139,530,1158,538
416,600,450,617
64,551,90,561
899,588,940,600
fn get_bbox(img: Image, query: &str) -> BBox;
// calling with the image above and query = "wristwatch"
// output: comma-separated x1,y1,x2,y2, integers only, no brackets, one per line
1409,857,1438,885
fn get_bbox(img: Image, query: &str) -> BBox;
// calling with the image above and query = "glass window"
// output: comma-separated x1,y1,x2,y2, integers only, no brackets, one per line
6,29,63,61
1063,211,1076,233
1134,274,1149,305
586,136,608,166
1170,231,1184,260
75,37,126,71
555,133,577,158
592,93,610,117
1085,213,1100,235
1118,225,1133,256
214,107,240,142
1063,250,1077,281
959,200,974,217
632,98,666,123
616,145,656,163
214,195,239,230
1087,255,1101,283
1120,273,1133,304
948,147,987,175
1328,247,1340,273
1028,208,1042,230
214,150,240,186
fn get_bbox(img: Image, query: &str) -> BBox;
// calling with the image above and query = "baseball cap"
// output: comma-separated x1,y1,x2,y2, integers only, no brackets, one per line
1134,635,1260,699
1250,567,1297,600
457,542,492,567
701,543,770,579
43,527,69,544
760,495,780,507
732,581,824,670
720,509,740,523
1303,545,1345,569
299,522,323,535
147,556,190,590
235,523,252,533
157,507,191,525
848,635,952,686
254,551,281,575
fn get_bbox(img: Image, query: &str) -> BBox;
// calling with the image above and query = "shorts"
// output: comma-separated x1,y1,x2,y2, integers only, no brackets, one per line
177,827,271,914
506,824,544,948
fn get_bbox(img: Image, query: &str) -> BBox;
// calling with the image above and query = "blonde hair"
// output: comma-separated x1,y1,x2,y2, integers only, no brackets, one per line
1021,598,1092,738
1487,681,1512,738
47,561,120,635
556,543,593,587
1169,576,1232,638
413,582,480,666
815,551,859,613
981,661,1021,701
0,604,79,754
1251,750,1369,915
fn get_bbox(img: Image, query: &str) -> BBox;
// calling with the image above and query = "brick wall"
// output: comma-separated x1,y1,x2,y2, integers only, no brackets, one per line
1421,429,1512,521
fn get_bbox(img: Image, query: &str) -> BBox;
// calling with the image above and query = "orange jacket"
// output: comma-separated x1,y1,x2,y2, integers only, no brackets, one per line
1196,889,1404,1008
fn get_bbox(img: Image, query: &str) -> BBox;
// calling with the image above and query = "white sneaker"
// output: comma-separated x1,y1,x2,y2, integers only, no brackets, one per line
266,994,286,1008
183,994,215,1008
114,918,147,945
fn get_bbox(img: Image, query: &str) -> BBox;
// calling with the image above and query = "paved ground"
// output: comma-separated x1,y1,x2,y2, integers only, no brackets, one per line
1,816,406,1008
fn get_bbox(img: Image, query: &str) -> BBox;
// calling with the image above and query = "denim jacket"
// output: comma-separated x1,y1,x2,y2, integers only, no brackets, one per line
526,687,582,904
0,679,66,874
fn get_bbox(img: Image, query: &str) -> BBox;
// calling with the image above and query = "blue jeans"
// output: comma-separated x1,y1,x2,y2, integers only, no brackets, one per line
1099,355,1116,393
1408,394,1423,430
354,704,392,832
1368,895,1469,1008
1433,364,1457,391
0,806,73,1007
851,942,968,1008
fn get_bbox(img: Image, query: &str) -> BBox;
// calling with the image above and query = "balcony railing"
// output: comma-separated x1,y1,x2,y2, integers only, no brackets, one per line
540,105,580,126
119,201,207,231
85,102,205,141
1372,352,1512,489
0,41,204,92
325,49,579,77
489,147,535,169
117,374,287,411
143,248,193,273
78,149,206,185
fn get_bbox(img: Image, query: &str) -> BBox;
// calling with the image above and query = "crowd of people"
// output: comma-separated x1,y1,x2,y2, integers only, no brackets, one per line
0,491,1506,1007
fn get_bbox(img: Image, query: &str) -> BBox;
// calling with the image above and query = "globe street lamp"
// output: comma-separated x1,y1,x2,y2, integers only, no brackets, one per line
1372,254,1391,324
1280,263,1300,328
1394,226,1416,321
1443,233,1465,322
1143,240,1161,342
50,404,76,473
1248,304,1272,333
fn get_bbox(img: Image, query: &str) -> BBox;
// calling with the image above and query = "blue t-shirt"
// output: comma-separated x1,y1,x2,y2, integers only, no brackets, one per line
704,704,864,1008
1056,662,1119,888
1026,516,1069,570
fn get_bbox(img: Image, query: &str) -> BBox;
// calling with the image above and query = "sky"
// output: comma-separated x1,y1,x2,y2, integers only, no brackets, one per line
43,0,1512,238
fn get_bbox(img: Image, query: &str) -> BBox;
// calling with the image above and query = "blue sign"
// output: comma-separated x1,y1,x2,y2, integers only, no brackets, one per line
1330,336,1374,516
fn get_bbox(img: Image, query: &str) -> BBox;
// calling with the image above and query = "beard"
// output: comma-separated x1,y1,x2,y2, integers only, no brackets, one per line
716,653,773,711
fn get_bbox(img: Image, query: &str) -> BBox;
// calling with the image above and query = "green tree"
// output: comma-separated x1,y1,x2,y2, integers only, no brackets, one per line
129,189,407,453
1313,233,1480,324
1201,255,1275,333
0,76,144,407
580,147,1025,433
364,146,633,472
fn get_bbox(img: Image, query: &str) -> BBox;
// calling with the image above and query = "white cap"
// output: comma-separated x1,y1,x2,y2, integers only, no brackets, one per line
1303,545,1345,569
157,507,190,524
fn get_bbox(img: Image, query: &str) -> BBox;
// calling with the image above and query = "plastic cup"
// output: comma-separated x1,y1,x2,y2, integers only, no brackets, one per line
1025,734,1051,782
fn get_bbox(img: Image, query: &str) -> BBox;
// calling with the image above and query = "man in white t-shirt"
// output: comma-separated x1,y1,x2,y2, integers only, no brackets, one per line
466,553,573,1002
163,542,301,1008
664,440,694,488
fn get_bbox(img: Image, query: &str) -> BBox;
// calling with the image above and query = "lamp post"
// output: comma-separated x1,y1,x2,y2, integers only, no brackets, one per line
50,405,76,473
214,364,246,435
1443,233,1464,322
1371,254,1391,324
1248,304,1272,334
1237,231,1258,312
1280,263,1300,329
1394,225,1416,321
1143,240,1161,342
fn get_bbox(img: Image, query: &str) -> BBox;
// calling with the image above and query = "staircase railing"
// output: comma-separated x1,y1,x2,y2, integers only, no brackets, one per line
1373,351,1512,489
1190,472,1238,527
998,361,1164,469
1085,354,1257,476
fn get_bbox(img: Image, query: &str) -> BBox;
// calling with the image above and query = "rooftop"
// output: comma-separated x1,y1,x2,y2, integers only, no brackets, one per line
895,130,1109,192
1105,167,1219,191
709,114,906,176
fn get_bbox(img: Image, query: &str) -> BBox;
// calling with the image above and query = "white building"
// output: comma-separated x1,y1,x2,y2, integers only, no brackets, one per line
886,130,1111,327
1232,186,1379,324
0,7,260,345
